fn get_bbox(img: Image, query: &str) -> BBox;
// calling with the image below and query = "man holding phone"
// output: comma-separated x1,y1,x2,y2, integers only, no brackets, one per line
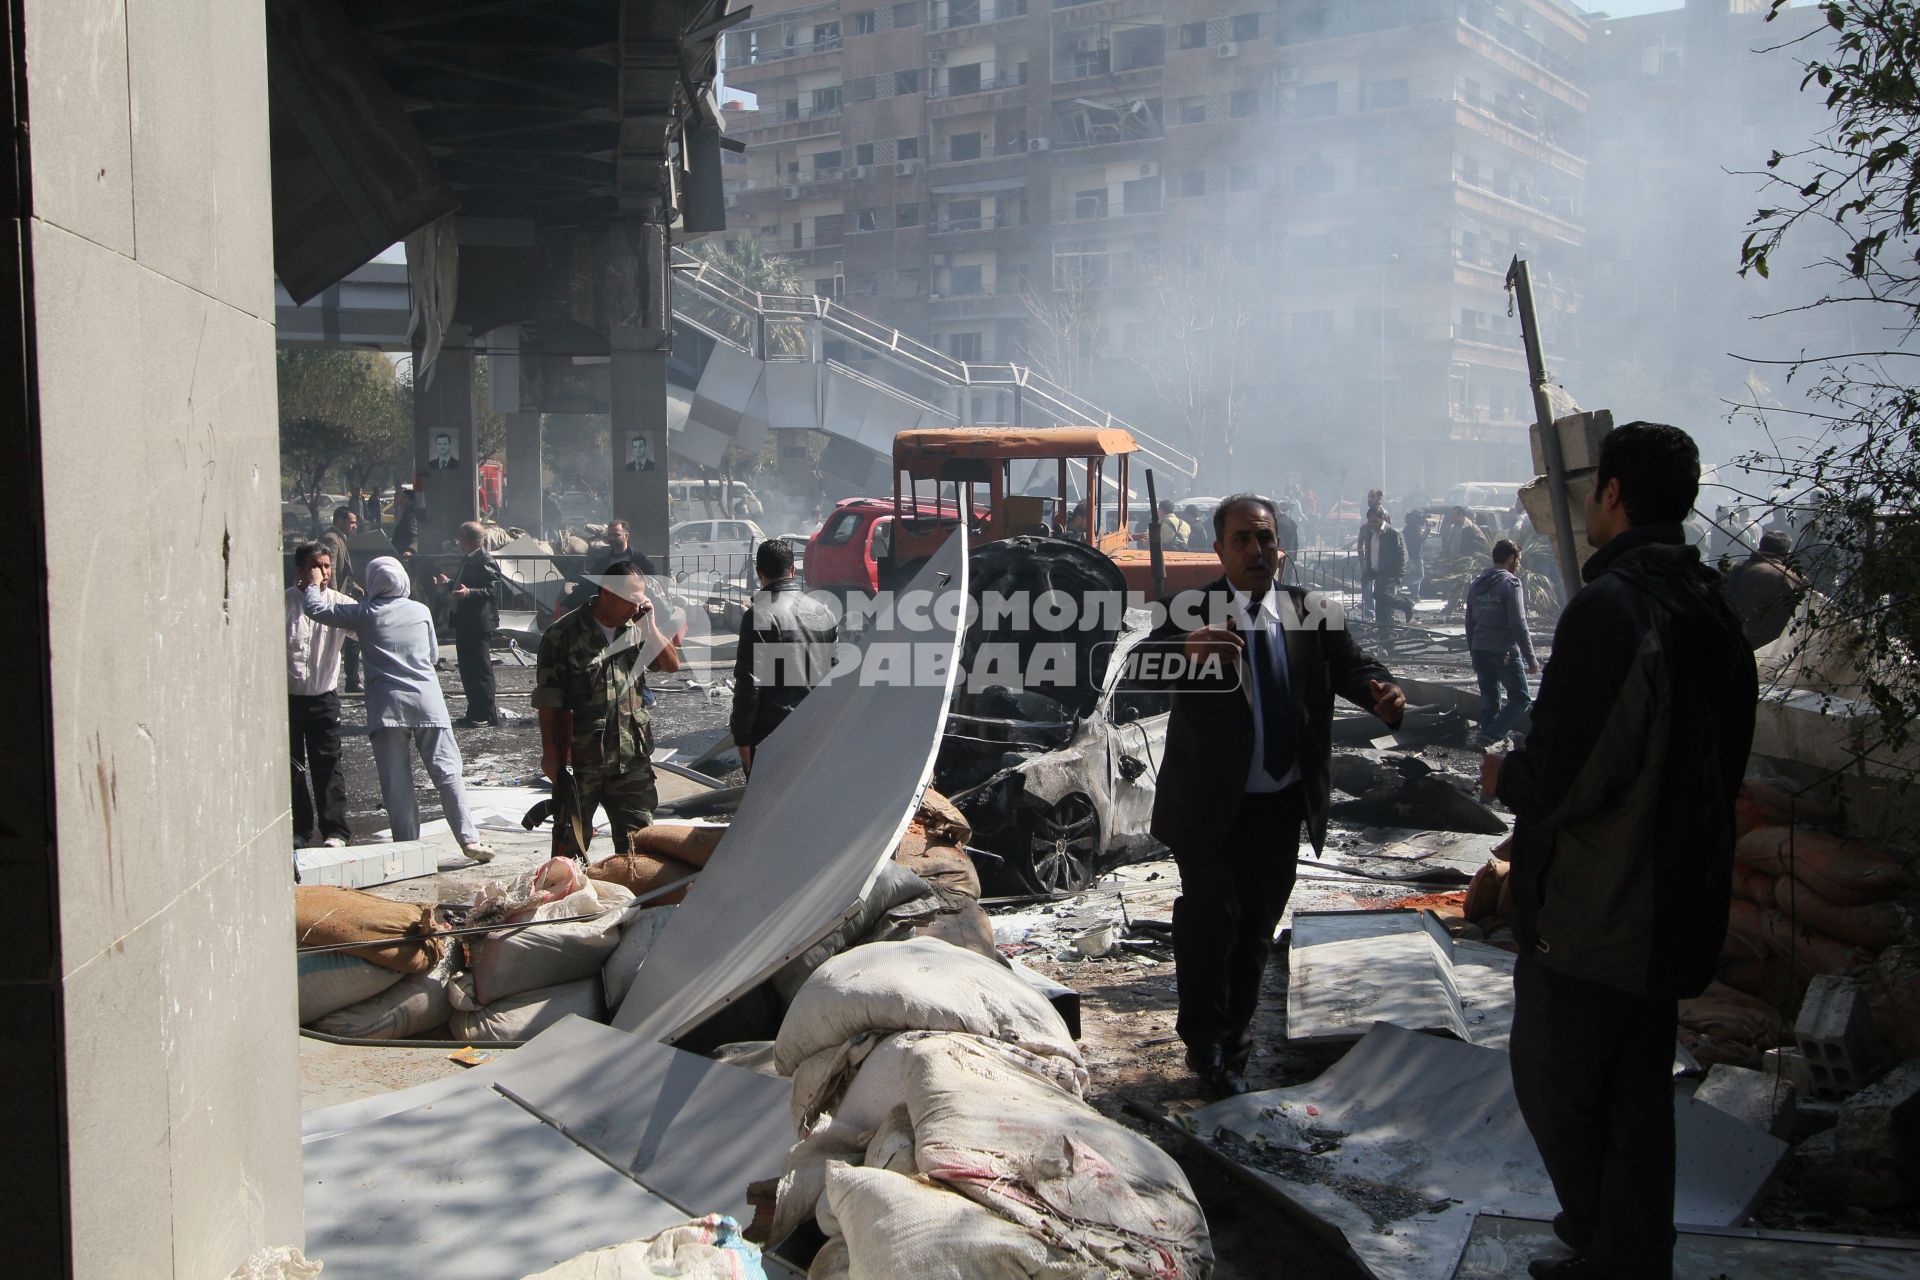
531,560,682,851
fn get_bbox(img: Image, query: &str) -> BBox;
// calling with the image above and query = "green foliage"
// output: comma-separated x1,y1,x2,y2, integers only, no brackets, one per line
1733,0,1920,778
278,348,406,535
684,236,808,355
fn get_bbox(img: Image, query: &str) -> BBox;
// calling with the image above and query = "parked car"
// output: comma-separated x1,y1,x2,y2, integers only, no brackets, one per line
669,478,764,520
804,496,982,598
934,537,1170,893
669,517,765,578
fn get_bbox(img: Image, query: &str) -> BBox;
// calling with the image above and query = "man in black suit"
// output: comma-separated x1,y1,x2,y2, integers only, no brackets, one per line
1145,494,1407,1094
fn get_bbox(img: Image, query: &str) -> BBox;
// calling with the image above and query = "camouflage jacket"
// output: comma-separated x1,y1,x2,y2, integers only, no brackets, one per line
531,606,655,774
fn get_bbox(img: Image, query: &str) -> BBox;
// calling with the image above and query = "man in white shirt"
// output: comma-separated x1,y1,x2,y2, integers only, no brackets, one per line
287,542,354,848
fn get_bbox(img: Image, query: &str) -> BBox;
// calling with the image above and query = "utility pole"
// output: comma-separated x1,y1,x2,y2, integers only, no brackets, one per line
1506,256,1581,596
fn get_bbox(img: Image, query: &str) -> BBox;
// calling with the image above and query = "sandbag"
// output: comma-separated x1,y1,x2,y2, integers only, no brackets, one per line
1721,900,1770,965
904,1032,1210,1279
294,885,442,974
1677,982,1786,1051
814,1165,1094,1280
896,842,982,901
1759,908,1875,979
310,970,452,1041
1463,858,1509,923
588,853,699,904
1732,863,1778,909
628,823,727,869
297,952,404,1024
1716,955,1805,1013
916,788,973,849
773,1116,871,1246
775,938,1081,1076
449,976,607,1042
521,1214,767,1280
1772,874,1914,952
1865,945,1920,1060
910,890,999,963
468,881,636,1006
1735,827,1907,906
1735,776,1836,839
867,1106,917,1176
602,904,678,1009
770,863,938,1003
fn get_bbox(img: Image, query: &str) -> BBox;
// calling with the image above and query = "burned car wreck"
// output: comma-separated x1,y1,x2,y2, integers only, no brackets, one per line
934,537,1170,892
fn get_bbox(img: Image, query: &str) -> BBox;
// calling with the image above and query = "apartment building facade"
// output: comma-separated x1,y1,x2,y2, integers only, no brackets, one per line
720,0,1594,497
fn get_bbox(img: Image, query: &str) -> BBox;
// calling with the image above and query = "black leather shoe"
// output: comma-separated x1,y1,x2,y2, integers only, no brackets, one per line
1550,1213,1587,1252
1527,1256,1607,1279
1216,1067,1250,1096
1184,1043,1225,1078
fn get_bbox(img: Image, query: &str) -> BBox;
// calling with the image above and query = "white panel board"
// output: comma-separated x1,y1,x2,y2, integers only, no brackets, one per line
762,362,821,433
1194,1023,1789,1280
1287,909,1516,1049
736,375,771,453
689,342,762,439
1454,1213,1920,1279
820,368,878,442
671,420,731,469
613,529,968,1043
293,840,437,888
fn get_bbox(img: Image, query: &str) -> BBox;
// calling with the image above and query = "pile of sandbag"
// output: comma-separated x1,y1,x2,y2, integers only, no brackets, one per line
766,937,1211,1280
295,886,452,1037
1698,774,1916,1065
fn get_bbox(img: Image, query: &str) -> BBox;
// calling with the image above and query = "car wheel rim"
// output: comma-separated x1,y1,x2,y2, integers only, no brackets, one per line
1029,795,1098,892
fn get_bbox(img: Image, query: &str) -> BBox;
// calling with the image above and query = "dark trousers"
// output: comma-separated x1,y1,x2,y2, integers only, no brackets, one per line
1471,647,1532,741
1172,787,1304,1069
455,626,496,721
341,637,361,691
1367,575,1406,651
1510,953,1678,1278
289,692,349,841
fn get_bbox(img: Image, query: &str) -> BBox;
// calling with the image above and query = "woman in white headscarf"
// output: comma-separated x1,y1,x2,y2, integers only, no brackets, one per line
302,556,496,860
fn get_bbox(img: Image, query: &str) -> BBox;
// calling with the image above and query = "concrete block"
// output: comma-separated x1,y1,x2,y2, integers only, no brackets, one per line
1837,1058,1920,1183
1695,1063,1796,1139
1764,1046,1815,1095
24,0,136,254
1529,409,1613,476
296,841,439,889
1795,974,1879,1098
1792,1120,1916,1210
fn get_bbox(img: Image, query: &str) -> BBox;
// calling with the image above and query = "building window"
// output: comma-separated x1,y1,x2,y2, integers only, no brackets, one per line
1231,12,1260,41
948,62,982,95
1178,96,1206,124
1229,164,1258,192
1291,311,1334,342
1366,78,1409,109
895,68,921,93
1074,187,1109,219
950,264,984,294
1293,159,1335,195
1642,33,1683,78
947,198,982,229
812,86,842,114
856,208,880,231
853,9,877,34
1295,81,1337,117
1230,89,1257,118
1358,155,1400,187
950,331,983,360
1177,170,1206,197
813,149,843,173
894,1,922,26
896,202,920,227
949,131,982,160
1178,21,1207,49
855,142,875,166
898,136,921,159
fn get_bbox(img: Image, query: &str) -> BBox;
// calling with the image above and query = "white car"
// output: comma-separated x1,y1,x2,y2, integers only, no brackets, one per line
669,517,765,578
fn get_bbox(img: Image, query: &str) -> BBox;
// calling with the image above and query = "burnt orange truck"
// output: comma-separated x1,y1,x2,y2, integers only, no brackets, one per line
887,426,1218,595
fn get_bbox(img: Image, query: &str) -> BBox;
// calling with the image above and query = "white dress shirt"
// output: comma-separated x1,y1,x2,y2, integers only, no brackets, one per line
287,584,352,696
1227,579,1302,793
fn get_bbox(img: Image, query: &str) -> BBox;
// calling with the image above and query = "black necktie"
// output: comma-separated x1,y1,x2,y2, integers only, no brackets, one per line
1250,618,1295,781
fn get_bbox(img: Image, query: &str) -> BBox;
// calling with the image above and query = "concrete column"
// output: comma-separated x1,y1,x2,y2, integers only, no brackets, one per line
504,411,543,534
5,0,301,1271
609,348,671,566
413,324,476,553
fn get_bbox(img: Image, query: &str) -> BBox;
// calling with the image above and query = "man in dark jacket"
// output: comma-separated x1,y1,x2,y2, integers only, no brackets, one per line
730,541,839,774
1481,423,1757,1280
1142,495,1406,1094
436,522,504,726
1362,506,1409,652
1464,539,1539,745
318,506,364,692
1724,530,1807,649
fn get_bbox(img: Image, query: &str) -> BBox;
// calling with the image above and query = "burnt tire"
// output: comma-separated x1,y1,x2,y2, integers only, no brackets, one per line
1014,793,1102,895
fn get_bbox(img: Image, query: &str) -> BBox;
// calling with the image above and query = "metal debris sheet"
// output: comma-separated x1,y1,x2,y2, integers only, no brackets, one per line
1287,909,1518,1049
1193,1022,1788,1280
612,528,968,1044
1453,1213,1920,1279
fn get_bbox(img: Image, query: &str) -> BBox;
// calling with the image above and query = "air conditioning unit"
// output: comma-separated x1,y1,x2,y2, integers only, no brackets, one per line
896,159,920,176
785,185,802,199
1276,65,1301,84
1138,161,1158,177
846,165,870,179
928,292,944,300
1216,42,1239,58
1028,137,1049,152
932,253,951,266
929,49,945,64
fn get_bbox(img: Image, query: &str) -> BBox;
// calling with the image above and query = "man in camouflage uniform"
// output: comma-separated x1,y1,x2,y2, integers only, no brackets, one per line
532,559,681,852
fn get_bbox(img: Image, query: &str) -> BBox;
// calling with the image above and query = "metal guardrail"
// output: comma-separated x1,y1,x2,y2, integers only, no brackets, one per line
667,246,1199,478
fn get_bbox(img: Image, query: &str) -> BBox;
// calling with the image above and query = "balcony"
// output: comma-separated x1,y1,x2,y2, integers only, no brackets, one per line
732,103,846,142
931,1,1029,32
726,34,843,71
928,213,1030,235
765,233,847,254
929,143,1031,172
928,72,1028,100
1452,90,1583,175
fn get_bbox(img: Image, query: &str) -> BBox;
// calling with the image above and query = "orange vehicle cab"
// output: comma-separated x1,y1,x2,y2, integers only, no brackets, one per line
889,426,1216,596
